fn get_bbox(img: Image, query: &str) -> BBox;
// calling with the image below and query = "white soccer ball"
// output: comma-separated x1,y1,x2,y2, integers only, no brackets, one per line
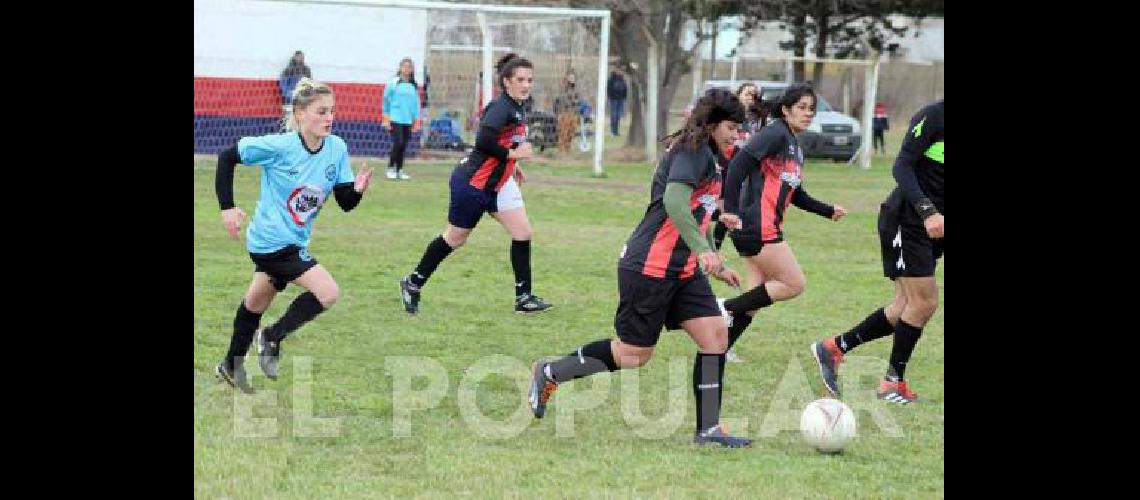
800,398,857,453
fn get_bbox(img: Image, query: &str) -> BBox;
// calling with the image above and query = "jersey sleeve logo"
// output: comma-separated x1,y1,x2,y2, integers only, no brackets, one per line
325,164,336,181
912,116,927,138
698,193,719,214
286,184,327,226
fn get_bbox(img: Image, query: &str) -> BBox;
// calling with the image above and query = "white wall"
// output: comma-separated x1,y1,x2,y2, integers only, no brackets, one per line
194,0,428,82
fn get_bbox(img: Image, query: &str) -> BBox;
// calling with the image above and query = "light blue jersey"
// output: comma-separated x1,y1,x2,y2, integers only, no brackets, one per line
237,132,354,254
383,77,421,125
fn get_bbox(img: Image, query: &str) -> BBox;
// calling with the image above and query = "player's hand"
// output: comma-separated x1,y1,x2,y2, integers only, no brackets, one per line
355,164,375,194
412,120,421,134
514,167,526,185
714,267,742,288
831,205,847,221
382,116,391,130
511,142,534,160
718,213,742,230
222,207,247,240
924,213,944,239
698,251,723,277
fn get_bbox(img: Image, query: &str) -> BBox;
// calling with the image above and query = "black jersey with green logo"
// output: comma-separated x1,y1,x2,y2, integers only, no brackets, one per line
886,100,944,216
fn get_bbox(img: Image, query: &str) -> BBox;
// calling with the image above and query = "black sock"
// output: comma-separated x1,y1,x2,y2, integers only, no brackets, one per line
888,319,923,380
225,301,262,369
693,352,726,432
410,236,455,288
723,284,773,314
835,308,894,353
511,239,532,298
546,339,619,383
726,313,754,350
264,292,326,343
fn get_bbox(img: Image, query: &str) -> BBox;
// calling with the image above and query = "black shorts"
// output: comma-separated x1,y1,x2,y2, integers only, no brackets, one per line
613,267,722,347
249,245,319,291
448,169,498,229
727,235,782,257
878,204,943,279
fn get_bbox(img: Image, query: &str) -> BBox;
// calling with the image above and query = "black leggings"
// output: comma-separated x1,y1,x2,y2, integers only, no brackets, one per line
873,129,885,152
390,123,412,171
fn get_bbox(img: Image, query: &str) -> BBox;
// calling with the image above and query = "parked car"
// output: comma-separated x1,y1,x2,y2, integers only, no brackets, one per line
683,80,861,161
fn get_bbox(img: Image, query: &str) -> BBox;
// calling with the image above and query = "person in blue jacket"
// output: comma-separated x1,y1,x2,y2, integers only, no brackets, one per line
383,57,422,180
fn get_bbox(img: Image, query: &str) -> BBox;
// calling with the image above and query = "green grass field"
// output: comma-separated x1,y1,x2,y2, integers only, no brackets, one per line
194,149,943,498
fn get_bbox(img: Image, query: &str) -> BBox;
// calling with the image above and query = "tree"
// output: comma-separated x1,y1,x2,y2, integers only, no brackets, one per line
568,0,774,149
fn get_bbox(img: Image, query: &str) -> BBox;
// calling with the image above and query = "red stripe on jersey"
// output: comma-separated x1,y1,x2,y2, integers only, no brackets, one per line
756,156,802,240
493,160,516,191
470,157,498,189
759,161,784,241
469,124,521,190
643,218,680,278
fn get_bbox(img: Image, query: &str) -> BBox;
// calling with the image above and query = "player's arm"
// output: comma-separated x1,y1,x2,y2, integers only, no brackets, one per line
382,80,394,126
723,129,779,216
333,153,372,212
791,185,836,219
475,102,513,162
659,153,737,284
705,219,719,254
721,145,752,216
893,106,942,220
215,144,247,239
215,145,240,210
662,149,711,254
663,181,711,256
333,183,362,211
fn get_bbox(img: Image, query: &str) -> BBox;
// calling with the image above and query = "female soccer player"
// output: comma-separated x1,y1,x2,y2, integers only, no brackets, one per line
717,84,847,354
214,78,374,393
528,88,752,448
810,100,944,404
399,53,552,315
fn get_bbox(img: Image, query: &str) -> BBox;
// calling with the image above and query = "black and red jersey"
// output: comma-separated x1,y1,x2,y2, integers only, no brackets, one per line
723,119,831,243
619,143,722,279
455,93,527,192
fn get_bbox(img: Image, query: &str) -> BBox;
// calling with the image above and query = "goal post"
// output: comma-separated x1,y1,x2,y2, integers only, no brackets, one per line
195,0,612,174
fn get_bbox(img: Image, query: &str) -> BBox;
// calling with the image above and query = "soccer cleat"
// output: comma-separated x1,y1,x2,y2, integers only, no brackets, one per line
397,171,411,180
386,168,398,180
877,379,919,404
528,361,558,418
515,293,553,314
693,425,752,448
400,276,421,315
811,337,845,397
725,349,744,364
215,360,255,394
255,328,281,380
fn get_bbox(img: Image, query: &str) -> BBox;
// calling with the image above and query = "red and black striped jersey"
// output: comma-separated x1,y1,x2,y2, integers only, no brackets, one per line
456,93,527,192
722,119,806,242
619,143,722,279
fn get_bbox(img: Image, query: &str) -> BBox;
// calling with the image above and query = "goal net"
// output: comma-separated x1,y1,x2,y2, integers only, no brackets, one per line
194,0,611,172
